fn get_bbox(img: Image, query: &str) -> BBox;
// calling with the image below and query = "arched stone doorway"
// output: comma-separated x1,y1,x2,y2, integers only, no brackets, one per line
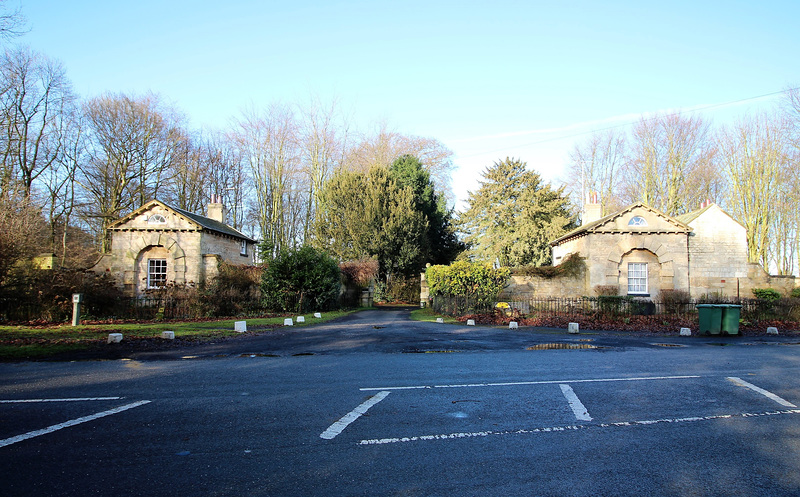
618,249,662,298
130,235,187,294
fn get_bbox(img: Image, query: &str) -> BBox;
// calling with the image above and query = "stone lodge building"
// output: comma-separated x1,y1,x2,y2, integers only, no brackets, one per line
93,198,256,295
547,199,795,299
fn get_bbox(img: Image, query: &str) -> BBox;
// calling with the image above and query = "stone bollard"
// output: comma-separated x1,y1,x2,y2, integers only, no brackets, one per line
568,322,580,334
284,318,293,326
467,319,476,326
107,333,123,344
436,317,444,324
767,327,779,335
509,321,519,329
680,328,692,336
161,331,175,340
297,316,305,323
313,312,322,318
235,321,247,333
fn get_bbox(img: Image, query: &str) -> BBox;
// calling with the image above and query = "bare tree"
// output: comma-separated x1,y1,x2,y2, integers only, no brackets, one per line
0,187,45,283
565,129,627,216
345,121,455,198
79,92,186,250
0,0,27,45
230,104,302,257
0,47,72,199
297,97,346,240
777,87,800,274
718,113,789,268
626,113,718,216
202,130,247,230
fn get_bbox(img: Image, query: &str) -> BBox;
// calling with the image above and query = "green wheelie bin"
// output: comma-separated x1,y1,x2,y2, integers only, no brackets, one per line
697,304,722,335
719,304,742,336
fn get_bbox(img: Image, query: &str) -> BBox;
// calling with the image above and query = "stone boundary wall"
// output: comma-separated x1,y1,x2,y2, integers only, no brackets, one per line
497,274,586,300
421,271,587,305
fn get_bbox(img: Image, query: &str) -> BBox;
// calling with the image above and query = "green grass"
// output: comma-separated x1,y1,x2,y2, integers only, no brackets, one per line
409,307,460,324
0,309,358,361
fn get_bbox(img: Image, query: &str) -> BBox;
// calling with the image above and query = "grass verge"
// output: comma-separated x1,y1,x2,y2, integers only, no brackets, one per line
0,309,359,361
409,307,460,324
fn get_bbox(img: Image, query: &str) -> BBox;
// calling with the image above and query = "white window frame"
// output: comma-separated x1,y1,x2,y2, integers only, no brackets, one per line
240,240,248,256
628,216,647,227
627,262,648,295
148,214,167,225
147,259,168,289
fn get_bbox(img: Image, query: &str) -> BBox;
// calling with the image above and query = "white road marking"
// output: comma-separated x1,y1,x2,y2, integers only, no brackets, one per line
727,377,797,407
560,384,592,421
359,375,701,391
0,400,151,449
320,391,391,440
358,409,800,445
0,397,122,403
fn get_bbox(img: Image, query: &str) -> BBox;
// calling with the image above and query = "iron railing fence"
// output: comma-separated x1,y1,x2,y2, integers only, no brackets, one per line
431,295,777,320
1,291,363,323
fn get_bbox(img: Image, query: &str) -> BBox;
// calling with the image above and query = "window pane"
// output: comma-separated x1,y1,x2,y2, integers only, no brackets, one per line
148,259,167,288
628,216,647,226
628,262,647,294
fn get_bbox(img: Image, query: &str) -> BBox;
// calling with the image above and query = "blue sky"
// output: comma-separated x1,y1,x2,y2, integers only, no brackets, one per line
21,1,800,207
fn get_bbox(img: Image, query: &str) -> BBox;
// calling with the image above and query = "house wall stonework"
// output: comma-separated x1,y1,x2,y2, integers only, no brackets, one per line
546,202,798,300
684,205,752,298
94,201,254,295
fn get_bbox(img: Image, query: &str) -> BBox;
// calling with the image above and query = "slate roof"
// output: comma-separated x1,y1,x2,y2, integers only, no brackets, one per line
674,204,713,225
170,205,256,242
107,200,256,243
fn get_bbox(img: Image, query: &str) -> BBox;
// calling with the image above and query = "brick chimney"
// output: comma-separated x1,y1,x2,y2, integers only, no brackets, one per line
207,194,227,223
582,192,602,226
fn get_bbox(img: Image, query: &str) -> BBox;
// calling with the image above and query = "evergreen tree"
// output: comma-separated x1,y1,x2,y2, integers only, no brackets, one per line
313,166,427,280
459,157,575,266
389,155,464,265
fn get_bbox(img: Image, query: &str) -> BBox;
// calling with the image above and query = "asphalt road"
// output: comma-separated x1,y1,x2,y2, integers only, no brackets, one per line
2,308,800,496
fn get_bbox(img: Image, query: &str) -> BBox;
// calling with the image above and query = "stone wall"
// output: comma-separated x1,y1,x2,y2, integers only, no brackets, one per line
498,274,586,299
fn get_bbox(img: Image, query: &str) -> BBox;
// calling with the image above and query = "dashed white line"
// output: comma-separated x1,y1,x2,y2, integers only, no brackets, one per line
320,391,391,440
358,409,800,445
359,375,701,391
0,400,151,449
0,397,122,403
727,377,797,407
560,384,592,421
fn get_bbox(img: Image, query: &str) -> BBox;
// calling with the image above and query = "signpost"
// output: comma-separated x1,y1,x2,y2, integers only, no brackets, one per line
71,293,83,326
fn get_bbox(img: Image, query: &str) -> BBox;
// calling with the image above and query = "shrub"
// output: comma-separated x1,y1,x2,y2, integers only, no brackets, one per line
261,246,341,313
594,285,618,296
339,259,379,289
658,289,692,314
596,295,629,316
426,261,510,304
204,262,263,317
0,265,125,322
385,275,420,303
697,291,727,304
752,288,781,302
792,287,800,299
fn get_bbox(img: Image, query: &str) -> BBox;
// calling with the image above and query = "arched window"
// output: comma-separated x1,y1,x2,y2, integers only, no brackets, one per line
148,214,166,225
628,216,647,227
